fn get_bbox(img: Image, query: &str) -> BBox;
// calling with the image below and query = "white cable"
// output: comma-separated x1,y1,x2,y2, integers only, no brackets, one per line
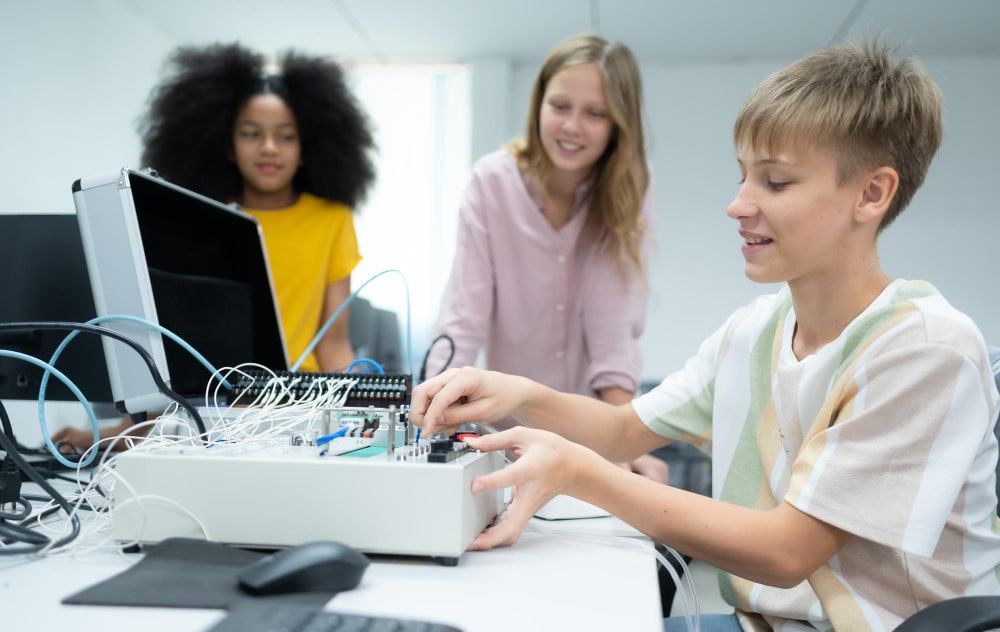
652,545,700,632
20,377,387,559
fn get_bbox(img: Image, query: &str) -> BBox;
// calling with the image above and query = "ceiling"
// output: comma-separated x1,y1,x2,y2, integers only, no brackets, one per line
126,0,1000,65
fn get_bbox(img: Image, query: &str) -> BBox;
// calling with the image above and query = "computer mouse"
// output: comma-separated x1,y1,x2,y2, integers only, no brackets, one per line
237,541,370,595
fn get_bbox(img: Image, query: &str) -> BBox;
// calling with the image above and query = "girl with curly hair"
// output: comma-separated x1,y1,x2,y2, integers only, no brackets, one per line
54,43,376,452
139,42,376,374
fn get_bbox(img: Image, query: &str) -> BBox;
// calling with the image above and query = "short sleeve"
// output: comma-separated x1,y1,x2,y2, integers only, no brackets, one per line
632,313,727,446
325,207,361,285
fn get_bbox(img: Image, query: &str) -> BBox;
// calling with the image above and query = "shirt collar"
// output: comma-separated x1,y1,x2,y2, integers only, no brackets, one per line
521,169,594,215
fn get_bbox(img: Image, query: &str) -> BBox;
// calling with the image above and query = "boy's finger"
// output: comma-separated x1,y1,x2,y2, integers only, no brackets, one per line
470,510,529,550
464,432,514,454
471,462,522,493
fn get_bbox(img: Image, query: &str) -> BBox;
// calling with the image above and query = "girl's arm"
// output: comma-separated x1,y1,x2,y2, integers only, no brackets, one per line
426,174,495,375
315,277,355,372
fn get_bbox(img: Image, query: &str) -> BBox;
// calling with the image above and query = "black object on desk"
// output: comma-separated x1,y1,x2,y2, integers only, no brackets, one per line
238,540,369,595
63,537,464,632
210,602,464,632
0,213,113,405
62,538,330,610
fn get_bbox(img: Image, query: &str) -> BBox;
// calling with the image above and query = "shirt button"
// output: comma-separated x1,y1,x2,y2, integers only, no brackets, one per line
556,303,565,312
555,350,564,359
557,255,566,264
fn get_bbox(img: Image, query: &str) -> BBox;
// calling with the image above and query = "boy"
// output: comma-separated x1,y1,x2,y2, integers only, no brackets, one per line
410,38,1000,631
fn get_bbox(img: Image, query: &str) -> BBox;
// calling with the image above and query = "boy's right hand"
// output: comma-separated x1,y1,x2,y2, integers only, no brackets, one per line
410,367,529,435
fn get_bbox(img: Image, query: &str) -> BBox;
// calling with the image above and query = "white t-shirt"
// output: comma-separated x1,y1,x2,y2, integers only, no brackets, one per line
634,280,1000,631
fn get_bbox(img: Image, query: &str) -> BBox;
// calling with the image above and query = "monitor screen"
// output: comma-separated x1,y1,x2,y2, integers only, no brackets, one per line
0,214,114,404
73,169,288,413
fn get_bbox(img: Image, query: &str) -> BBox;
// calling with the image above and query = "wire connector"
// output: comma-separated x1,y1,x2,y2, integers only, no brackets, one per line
0,454,22,511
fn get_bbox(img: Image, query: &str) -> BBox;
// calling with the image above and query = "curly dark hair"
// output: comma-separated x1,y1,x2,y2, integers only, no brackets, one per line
138,42,376,208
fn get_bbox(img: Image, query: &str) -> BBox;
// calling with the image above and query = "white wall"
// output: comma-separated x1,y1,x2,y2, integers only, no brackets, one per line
0,1,174,214
501,55,1000,380
0,1,175,438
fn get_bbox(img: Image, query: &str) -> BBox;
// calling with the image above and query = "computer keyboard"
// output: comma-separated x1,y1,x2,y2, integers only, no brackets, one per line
289,611,462,632
210,602,464,632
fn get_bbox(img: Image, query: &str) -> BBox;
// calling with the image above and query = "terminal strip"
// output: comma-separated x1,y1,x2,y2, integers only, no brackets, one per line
225,370,412,408
427,439,473,463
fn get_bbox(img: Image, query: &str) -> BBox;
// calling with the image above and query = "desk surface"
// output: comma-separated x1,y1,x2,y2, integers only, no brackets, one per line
2,506,662,632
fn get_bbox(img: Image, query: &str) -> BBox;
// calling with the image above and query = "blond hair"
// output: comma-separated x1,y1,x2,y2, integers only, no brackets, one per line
733,37,943,231
515,34,650,280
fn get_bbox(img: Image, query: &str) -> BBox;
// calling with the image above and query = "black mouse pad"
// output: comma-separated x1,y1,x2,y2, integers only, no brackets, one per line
62,537,332,610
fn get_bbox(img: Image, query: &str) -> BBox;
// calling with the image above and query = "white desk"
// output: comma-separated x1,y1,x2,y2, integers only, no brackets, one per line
1,502,662,631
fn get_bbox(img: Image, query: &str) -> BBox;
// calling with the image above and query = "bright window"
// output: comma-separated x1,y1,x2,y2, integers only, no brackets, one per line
347,63,471,372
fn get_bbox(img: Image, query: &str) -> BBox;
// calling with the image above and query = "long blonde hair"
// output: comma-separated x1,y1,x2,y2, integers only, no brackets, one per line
515,34,650,282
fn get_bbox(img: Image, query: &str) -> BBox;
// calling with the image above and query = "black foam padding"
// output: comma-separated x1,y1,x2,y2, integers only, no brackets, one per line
62,537,331,610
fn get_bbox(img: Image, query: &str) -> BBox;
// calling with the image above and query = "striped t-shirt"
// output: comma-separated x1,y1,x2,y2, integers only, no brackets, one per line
633,279,1000,631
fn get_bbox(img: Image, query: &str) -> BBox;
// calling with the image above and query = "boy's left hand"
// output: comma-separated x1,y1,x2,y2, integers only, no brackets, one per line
463,427,599,550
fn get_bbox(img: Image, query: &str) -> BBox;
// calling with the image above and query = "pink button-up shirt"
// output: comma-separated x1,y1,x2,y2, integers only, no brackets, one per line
427,150,653,416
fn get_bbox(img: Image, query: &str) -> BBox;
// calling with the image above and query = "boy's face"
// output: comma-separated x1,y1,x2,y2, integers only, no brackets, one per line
727,145,861,285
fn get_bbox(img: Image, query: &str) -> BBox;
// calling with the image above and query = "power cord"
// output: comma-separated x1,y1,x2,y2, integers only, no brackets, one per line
418,334,455,383
0,399,22,514
0,453,21,513
0,322,207,461
0,413,81,555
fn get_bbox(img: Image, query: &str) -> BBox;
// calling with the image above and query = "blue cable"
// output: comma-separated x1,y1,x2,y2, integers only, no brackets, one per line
347,357,385,374
96,314,227,385
316,423,353,447
42,314,228,398
37,314,229,451
293,269,415,377
0,350,101,469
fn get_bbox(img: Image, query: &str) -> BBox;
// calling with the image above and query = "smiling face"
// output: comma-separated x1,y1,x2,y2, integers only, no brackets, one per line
232,93,302,209
538,63,614,185
727,145,865,286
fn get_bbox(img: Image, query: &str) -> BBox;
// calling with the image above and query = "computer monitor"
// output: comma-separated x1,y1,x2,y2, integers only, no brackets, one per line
72,168,289,415
0,214,114,405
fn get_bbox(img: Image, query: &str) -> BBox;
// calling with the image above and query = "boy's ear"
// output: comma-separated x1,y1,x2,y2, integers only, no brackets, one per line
855,166,899,224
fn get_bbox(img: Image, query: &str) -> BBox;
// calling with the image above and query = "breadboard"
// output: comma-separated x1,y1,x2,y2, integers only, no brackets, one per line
110,441,503,564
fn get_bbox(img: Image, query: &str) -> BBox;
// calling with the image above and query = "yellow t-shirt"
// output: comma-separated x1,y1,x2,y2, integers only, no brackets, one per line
243,193,361,372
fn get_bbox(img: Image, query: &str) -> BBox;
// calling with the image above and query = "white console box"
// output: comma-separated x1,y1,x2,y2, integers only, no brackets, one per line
111,442,504,563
